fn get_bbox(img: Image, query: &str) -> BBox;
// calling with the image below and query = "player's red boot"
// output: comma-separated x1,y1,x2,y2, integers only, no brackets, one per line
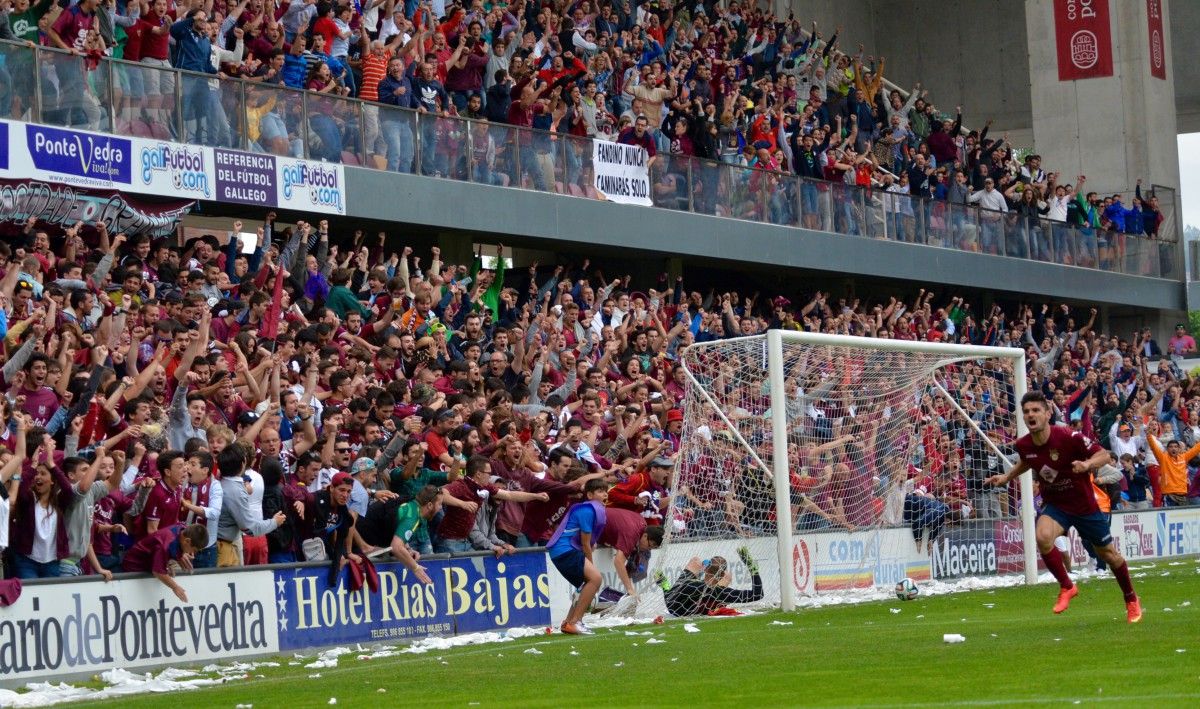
1053,585,1078,614
1126,597,1143,624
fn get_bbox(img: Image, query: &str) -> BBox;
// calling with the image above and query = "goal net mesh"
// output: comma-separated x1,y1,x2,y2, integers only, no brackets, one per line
633,334,1023,617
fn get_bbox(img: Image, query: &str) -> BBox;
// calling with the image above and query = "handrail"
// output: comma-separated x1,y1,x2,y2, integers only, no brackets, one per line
0,38,1179,279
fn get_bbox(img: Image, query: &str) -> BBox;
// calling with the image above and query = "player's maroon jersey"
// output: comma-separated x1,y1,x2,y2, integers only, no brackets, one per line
1014,424,1105,516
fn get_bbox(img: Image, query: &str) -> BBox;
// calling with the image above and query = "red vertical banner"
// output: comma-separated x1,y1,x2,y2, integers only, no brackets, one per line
1147,0,1166,79
1052,0,1114,81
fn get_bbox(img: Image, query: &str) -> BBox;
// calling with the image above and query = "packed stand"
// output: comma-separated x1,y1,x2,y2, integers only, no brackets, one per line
0,214,1196,594
3,0,1171,273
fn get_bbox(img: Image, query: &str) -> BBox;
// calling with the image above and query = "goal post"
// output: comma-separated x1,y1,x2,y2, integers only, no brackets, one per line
647,329,1032,616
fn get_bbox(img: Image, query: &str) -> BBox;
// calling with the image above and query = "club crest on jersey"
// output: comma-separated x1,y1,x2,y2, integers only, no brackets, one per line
1048,449,1059,461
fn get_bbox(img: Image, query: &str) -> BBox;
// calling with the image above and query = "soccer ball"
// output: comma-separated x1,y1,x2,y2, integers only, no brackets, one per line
895,578,919,601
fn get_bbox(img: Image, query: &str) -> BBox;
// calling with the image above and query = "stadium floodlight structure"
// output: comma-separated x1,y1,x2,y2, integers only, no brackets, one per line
646,330,1031,615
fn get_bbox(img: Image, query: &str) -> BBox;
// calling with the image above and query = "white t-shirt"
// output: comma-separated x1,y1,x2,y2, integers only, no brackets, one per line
245,469,265,520
31,504,58,563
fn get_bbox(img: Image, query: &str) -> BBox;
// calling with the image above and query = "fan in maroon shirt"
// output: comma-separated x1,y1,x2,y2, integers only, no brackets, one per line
985,391,1140,623
122,523,208,602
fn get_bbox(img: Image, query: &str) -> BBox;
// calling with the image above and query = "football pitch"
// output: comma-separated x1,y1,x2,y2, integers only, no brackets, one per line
84,557,1197,708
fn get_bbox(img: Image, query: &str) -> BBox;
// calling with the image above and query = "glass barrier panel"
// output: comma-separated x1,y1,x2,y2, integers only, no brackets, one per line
712,160,738,219
173,70,238,148
110,59,181,142
766,171,797,226
1157,238,1179,280
370,104,416,173
483,121,519,188
38,48,111,132
652,154,690,211
722,163,762,222
927,198,952,248
244,83,306,158
0,41,39,122
515,126,560,192
329,93,366,165
1002,213,1027,260
976,208,1003,256
301,90,356,163
688,158,717,216
1124,235,1157,277
864,186,889,240
561,134,595,198
434,114,469,180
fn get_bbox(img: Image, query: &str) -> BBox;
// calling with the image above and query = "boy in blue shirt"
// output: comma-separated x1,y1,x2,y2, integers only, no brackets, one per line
547,479,609,635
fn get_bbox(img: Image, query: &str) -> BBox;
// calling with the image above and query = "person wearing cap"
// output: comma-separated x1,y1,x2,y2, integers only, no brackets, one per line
606,454,673,522
313,471,374,584
662,408,684,451
348,456,399,517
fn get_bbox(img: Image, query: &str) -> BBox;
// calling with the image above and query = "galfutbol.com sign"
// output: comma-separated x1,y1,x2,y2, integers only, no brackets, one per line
0,120,347,215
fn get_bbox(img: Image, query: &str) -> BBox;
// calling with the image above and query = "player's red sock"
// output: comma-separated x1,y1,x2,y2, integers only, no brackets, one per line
1041,548,1073,589
1111,561,1137,602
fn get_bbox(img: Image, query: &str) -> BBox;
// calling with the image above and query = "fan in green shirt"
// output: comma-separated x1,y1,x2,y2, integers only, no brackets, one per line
326,267,371,319
388,485,443,585
10,0,55,43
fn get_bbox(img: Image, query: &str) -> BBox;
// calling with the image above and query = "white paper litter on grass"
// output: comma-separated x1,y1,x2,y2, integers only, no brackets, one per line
402,631,514,654
614,661,624,667
1181,601,1192,607
683,623,700,633
645,638,666,644
523,648,543,655
569,651,580,656
889,608,901,615
771,619,796,624
328,698,338,705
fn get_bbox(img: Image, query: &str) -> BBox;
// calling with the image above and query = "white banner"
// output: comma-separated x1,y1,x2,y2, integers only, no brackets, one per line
592,139,651,206
0,120,347,215
0,570,278,684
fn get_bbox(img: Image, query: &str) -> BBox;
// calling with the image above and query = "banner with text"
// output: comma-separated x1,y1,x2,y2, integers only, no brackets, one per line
272,553,552,649
0,572,278,684
0,120,346,215
0,178,194,238
1147,0,1166,79
592,140,651,206
1053,0,1114,81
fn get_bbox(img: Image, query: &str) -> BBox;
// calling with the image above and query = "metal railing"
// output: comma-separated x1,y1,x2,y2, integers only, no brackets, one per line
0,39,1179,280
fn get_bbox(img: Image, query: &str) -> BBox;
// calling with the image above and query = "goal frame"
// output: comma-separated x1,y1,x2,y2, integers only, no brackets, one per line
679,330,1032,612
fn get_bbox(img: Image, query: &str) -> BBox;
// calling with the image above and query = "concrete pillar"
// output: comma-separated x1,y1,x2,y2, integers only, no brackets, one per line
1025,0,1179,198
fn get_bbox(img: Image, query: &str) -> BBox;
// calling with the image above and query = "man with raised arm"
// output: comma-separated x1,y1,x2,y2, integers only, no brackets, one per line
986,391,1141,622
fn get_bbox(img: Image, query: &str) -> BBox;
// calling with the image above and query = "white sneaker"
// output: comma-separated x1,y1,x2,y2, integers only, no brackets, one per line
575,621,595,635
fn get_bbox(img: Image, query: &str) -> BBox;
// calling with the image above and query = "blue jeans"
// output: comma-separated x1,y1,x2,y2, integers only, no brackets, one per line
434,538,473,554
309,113,343,162
419,116,444,176
903,494,949,543
193,544,218,569
12,553,62,579
269,550,297,564
382,118,415,173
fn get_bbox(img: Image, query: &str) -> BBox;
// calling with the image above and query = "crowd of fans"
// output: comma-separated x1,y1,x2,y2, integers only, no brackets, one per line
3,0,1172,272
0,213,1197,596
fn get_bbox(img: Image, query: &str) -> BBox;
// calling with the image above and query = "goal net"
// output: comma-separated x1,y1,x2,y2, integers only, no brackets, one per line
633,331,1030,618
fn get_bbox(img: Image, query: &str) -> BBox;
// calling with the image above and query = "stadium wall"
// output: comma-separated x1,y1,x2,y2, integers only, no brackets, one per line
3,507,1196,687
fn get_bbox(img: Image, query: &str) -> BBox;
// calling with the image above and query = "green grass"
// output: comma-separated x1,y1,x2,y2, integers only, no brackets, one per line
88,558,1199,708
